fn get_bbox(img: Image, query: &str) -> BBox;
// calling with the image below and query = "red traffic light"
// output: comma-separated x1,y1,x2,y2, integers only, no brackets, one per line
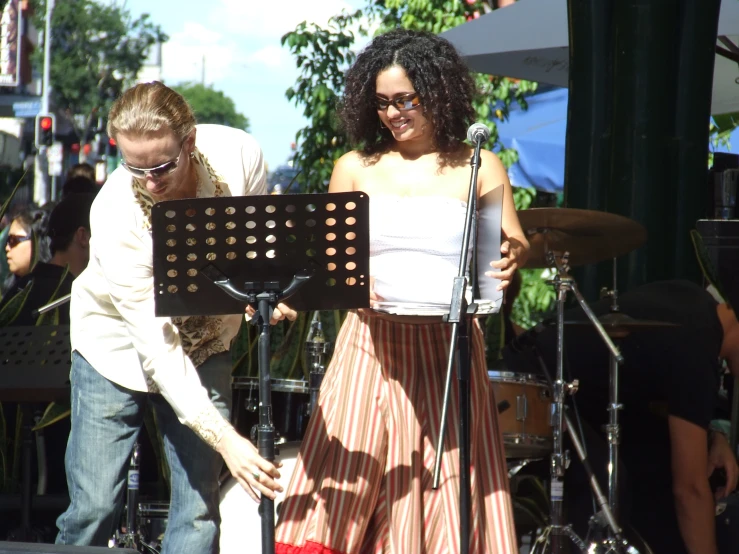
109,137,116,146
39,116,53,131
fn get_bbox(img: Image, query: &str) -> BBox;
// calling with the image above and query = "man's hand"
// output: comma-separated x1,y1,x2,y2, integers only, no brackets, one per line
245,302,297,325
708,430,739,500
216,428,283,503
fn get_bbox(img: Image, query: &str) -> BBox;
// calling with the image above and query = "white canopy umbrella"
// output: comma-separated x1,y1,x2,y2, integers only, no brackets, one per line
440,0,739,115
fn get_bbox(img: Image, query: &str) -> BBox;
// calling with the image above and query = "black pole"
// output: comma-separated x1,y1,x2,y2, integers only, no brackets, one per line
458,315,471,553
256,292,277,554
431,124,487,554
126,441,141,540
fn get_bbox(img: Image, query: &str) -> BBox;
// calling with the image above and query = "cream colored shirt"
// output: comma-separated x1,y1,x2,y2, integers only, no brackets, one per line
70,124,267,448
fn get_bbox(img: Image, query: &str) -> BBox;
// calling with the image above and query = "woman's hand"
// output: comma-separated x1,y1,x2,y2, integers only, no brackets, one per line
245,302,298,325
216,428,283,503
486,237,527,291
369,276,384,308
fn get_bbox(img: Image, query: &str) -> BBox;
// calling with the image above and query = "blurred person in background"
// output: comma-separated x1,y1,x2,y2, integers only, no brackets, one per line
65,163,95,183
47,193,96,278
0,207,73,325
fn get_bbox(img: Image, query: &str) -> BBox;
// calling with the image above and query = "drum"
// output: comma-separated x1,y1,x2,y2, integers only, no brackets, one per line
219,442,301,554
488,370,552,458
232,377,311,443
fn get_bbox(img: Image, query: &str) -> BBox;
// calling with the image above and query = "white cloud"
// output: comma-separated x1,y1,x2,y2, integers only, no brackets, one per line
217,0,358,39
159,22,241,85
247,44,294,71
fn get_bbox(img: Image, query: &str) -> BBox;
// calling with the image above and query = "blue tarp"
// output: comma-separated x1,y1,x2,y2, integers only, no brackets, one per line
495,87,567,193
497,87,739,192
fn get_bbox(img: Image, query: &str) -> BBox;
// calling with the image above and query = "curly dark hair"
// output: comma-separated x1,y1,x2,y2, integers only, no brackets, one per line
339,28,476,164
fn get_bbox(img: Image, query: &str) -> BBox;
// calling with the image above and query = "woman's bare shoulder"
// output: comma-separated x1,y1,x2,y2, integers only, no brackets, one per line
330,150,369,192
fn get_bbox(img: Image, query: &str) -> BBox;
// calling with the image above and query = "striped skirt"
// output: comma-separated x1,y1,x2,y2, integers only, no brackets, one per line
275,310,517,554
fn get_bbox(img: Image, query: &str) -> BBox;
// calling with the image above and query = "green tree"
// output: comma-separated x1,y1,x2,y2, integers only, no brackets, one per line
32,0,166,146
282,1,553,329
172,82,250,131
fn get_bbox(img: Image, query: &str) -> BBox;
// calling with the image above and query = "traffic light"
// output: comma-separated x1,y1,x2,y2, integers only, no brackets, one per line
108,136,118,158
35,114,55,148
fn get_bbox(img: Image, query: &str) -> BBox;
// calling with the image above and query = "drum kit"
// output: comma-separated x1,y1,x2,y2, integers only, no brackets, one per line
114,206,668,554
499,207,672,554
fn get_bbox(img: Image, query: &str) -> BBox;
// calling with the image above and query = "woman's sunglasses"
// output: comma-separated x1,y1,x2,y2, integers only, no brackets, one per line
376,92,422,112
6,234,32,249
121,141,185,180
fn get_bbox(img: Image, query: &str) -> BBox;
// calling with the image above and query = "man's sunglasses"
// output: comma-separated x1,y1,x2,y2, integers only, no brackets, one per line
6,234,32,249
121,141,185,179
376,92,422,112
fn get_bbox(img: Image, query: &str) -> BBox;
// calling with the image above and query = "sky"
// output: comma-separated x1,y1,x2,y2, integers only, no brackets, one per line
122,0,366,174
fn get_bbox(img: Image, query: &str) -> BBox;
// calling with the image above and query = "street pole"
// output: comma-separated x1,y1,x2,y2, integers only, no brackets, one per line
34,0,55,205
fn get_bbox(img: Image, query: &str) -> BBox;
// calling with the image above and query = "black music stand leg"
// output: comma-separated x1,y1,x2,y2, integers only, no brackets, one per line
255,292,277,554
458,315,472,554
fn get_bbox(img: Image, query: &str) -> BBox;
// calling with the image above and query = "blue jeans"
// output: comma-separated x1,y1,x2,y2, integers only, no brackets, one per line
56,350,232,553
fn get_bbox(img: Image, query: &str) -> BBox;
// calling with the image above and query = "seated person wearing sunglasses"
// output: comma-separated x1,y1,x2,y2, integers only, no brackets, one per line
56,81,295,553
0,207,75,325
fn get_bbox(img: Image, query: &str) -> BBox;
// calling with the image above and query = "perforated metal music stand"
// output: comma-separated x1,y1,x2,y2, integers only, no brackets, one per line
0,325,71,542
151,192,370,316
0,325,71,402
151,192,369,554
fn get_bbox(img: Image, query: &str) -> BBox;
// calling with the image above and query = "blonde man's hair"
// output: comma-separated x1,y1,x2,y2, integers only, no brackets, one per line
107,81,196,141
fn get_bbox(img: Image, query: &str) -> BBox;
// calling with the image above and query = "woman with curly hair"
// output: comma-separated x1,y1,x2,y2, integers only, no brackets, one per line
275,29,528,553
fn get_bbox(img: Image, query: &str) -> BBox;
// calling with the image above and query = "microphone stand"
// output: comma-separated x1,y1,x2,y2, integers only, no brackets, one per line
432,125,487,554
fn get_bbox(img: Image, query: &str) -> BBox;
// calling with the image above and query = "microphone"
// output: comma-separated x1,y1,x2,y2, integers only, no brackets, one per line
467,123,491,144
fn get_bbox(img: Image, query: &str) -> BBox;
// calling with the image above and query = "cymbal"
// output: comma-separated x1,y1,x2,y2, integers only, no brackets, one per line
564,312,678,338
517,208,647,268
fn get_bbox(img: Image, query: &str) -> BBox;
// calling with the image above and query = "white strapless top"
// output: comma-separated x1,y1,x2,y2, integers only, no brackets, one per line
370,195,470,304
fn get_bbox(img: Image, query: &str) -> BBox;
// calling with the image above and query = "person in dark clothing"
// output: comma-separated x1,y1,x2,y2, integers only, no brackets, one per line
0,194,94,325
0,208,73,325
47,193,95,278
61,176,98,198
504,280,739,554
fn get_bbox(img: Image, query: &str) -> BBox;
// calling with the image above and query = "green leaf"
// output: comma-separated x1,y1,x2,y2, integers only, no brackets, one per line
712,112,739,133
32,401,71,431
690,229,730,307
0,168,28,224
0,283,33,327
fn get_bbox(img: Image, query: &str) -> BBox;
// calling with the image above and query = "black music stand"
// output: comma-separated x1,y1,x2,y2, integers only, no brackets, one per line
0,326,71,542
151,192,369,554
